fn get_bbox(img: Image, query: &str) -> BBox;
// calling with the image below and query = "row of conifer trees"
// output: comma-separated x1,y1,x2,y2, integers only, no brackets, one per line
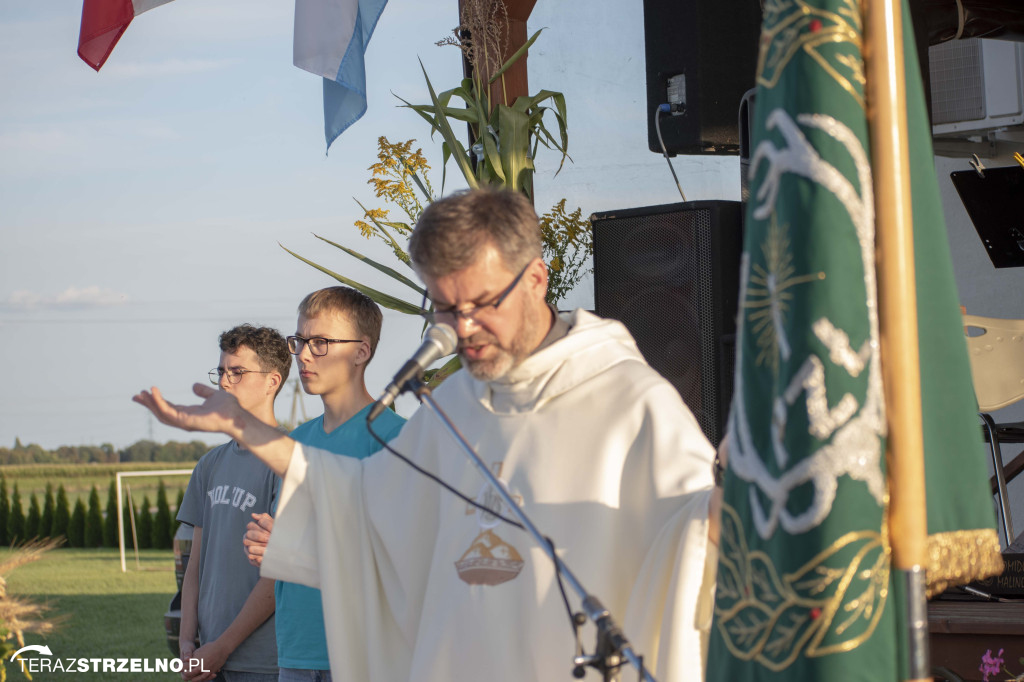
0,474,183,549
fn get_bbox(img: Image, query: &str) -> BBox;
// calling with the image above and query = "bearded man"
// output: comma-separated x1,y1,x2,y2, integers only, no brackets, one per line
136,187,719,682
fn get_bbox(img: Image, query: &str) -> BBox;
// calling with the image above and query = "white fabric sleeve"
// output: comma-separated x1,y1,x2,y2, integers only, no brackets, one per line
620,378,716,682
259,439,413,681
261,441,342,588
624,488,714,682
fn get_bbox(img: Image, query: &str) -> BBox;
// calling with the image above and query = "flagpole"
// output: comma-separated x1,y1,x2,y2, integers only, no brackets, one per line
864,0,930,679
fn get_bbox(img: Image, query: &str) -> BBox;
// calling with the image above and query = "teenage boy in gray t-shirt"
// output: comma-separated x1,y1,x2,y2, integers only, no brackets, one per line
176,324,291,681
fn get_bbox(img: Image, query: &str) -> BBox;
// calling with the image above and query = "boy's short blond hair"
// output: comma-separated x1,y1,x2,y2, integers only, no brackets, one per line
298,287,383,361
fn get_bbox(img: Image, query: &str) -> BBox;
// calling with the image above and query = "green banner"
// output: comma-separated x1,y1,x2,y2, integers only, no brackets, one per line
707,0,1001,679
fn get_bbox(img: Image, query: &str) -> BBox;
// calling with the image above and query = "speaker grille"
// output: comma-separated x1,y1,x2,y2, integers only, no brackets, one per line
929,38,986,124
592,202,743,445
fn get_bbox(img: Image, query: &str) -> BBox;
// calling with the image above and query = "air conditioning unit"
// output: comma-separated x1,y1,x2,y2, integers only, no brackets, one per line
929,38,1024,144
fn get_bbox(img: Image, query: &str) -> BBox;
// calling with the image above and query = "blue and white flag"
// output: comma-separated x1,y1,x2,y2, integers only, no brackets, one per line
294,0,388,151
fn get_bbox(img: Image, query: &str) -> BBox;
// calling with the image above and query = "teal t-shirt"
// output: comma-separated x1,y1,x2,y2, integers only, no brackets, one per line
274,403,406,670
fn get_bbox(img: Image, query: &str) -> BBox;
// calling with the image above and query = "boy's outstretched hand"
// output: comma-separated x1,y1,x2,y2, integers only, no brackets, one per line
133,383,295,477
133,384,244,438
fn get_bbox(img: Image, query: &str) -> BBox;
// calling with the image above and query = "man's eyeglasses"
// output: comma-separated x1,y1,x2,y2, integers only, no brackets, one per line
208,368,271,385
420,262,529,326
287,335,363,357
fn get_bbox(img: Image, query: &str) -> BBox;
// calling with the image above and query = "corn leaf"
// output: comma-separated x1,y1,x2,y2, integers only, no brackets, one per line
440,139,452,194
399,101,446,140
521,163,534,200
418,59,479,190
517,90,569,173
488,29,545,85
522,90,567,126
407,102,479,124
424,355,463,388
532,121,571,175
280,244,424,315
462,81,490,134
480,129,505,182
523,90,568,149
497,104,533,192
311,232,423,294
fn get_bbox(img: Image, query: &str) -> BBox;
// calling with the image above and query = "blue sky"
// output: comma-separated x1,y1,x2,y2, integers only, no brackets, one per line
0,0,740,450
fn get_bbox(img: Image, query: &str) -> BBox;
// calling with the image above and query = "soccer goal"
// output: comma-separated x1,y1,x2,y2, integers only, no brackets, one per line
117,469,194,573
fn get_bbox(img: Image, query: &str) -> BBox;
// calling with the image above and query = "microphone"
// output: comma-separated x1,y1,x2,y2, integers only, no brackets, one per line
368,323,458,422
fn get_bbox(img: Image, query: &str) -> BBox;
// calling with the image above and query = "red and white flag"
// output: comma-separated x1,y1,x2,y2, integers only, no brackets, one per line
78,0,175,71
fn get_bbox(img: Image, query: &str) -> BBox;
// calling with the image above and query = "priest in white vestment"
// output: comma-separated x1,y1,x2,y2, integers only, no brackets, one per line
135,188,720,682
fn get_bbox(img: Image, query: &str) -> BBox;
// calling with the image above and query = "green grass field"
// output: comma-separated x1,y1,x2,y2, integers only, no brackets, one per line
0,465,202,679
2,547,181,681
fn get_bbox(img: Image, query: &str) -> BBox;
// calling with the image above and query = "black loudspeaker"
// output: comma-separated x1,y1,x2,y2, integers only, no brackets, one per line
644,0,762,156
591,201,744,446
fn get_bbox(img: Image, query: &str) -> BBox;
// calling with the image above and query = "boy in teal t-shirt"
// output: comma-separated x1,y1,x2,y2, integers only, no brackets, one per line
246,287,407,680
275,405,404,673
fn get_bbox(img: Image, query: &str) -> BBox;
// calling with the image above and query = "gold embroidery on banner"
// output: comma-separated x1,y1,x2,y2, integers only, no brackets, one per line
757,0,865,108
743,216,825,372
714,503,889,670
926,528,1004,598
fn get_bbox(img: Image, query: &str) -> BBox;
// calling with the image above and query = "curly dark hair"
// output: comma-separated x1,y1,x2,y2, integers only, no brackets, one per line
219,324,291,397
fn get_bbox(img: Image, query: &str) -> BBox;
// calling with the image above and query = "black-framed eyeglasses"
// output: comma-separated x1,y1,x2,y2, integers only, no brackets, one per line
286,335,363,357
419,262,529,326
208,368,271,385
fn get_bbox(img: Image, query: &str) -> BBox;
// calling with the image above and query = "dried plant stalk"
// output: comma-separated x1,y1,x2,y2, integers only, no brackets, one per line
437,0,510,79
0,538,66,680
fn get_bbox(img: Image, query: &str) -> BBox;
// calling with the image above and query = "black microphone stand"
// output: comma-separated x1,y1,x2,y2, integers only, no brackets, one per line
407,379,657,682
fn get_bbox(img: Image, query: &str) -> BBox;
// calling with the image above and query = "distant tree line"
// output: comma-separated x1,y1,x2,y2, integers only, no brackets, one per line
0,473,181,550
0,438,210,465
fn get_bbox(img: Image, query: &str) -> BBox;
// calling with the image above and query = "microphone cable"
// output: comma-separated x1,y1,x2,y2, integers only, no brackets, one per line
366,419,523,530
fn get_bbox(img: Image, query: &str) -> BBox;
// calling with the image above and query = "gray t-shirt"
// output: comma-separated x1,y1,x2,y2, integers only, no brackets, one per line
177,440,278,674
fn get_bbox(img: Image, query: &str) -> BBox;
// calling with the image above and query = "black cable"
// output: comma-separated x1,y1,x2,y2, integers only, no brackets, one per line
366,412,590,674
546,536,576,631
366,418,523,530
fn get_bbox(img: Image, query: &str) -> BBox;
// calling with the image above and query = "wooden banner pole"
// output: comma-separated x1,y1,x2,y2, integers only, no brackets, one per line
864,0,930,678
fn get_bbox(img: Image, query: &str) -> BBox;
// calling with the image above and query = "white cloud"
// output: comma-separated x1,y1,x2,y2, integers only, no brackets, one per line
6,286,130,310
